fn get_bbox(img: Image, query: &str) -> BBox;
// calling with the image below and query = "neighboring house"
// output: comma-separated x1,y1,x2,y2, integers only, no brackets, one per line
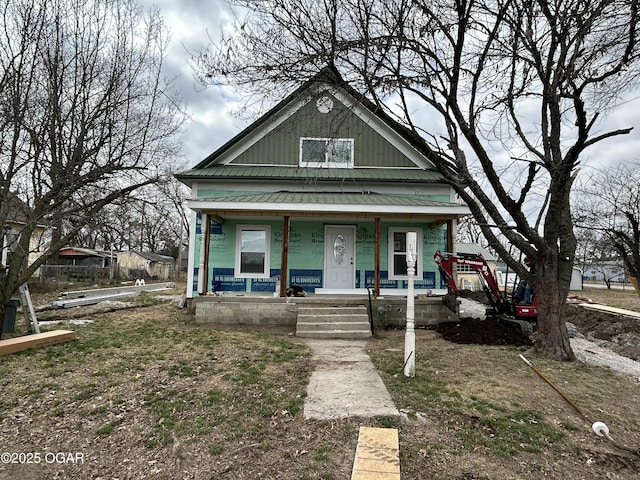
582,259,627,283
176,67,470,300
57,247,115,268
453,243,497,292
117,250,174,281
2,194,46,273
40,246,116,283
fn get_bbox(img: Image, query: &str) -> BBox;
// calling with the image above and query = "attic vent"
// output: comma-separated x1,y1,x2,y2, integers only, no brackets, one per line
316,96,334,113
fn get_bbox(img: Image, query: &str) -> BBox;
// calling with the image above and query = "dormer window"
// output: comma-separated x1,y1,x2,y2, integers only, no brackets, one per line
300,138,354,168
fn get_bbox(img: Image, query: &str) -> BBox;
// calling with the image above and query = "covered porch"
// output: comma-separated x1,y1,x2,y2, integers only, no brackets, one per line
188,192,468,299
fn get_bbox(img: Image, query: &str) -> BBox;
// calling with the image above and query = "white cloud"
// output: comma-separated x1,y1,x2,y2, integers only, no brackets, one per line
140,0,248,166
143,1,640,177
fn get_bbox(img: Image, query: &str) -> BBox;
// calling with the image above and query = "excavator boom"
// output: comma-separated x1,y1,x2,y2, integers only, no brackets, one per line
434,250,537,331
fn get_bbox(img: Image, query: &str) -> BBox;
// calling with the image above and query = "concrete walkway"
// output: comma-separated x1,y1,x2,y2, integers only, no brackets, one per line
303,339,400,420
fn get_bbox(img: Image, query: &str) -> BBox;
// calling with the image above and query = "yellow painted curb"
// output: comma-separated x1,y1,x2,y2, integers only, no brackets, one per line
351,426,400,480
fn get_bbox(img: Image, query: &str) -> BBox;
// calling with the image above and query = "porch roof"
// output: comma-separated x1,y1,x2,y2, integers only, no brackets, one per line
188,191,470,217
176,165,443,185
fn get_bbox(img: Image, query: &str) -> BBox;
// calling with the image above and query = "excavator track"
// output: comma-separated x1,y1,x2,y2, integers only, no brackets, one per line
489,315,535,335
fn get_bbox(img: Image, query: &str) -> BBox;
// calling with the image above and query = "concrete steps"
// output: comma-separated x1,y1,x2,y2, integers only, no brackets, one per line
296,305,372,339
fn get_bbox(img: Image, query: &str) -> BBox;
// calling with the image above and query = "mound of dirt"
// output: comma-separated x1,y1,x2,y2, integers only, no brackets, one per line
433,317,533,347
564,303,640,361
435,298,640,360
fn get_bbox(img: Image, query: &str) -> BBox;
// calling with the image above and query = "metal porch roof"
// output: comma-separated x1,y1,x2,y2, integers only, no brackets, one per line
188,191,470,216
176,166,443,184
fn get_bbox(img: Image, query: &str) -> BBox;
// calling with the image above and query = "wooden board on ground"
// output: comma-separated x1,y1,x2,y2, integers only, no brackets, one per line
579,303,640,319
351,426,400,480
0,330,77,355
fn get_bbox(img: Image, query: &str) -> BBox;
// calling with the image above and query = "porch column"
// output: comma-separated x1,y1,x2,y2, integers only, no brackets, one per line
446,219,454,253
279,216,290,297
197,213,209,295
203,215,211,294
374,217,381,297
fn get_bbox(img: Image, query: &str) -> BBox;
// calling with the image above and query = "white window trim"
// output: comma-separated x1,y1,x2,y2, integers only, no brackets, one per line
388,227,423,280
457,264,475,273
235,224,271,278
299,137,354,168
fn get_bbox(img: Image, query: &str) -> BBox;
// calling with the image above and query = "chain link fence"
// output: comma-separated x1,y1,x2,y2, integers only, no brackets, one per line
38,265,186,290
38,265,113,289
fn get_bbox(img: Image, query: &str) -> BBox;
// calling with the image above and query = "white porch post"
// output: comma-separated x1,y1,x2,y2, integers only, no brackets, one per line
404,231,417,377
197,213,208,295
185,211,198,298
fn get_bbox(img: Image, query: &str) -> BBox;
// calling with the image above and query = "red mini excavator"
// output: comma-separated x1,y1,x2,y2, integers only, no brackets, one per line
434,250,537,333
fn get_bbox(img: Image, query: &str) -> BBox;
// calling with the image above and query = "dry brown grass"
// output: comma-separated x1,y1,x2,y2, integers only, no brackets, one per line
1,292,639,479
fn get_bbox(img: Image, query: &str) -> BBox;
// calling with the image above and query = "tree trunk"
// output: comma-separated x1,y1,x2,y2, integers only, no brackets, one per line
0,301,5,337
0,281,13,336
631,277,640,297
532,267,575,361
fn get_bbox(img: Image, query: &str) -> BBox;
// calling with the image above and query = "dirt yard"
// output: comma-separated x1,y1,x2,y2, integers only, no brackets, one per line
0,286,638,479
448,286,640,361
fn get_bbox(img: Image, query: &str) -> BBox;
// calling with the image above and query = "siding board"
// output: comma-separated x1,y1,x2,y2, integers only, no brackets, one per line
229,94,416,168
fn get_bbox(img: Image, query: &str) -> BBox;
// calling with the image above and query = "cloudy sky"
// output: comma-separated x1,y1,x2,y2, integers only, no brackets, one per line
145,0,247,169
147,0,640,173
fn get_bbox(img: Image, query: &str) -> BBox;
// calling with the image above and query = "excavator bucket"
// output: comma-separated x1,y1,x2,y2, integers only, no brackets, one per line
442,292,459,314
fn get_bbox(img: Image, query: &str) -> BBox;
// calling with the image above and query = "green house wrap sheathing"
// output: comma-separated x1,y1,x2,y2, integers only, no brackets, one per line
191,219,447,294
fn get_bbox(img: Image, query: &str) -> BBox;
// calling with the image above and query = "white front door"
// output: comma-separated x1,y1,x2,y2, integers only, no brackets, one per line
324,225,356,290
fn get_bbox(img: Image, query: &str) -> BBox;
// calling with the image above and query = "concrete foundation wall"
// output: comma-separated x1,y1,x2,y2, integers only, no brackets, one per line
194,295,458,327
194,296,299,326
371,298,458,327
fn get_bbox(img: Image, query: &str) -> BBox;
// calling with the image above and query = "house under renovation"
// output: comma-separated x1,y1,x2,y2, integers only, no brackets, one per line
176,67,470,334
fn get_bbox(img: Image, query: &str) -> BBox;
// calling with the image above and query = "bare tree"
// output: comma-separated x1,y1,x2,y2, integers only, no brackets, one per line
0,0,184,330
456,215,486,246
64,177,189,257
574,228,625,288
193,0,640,360
128,180,190,256
574,162,640,295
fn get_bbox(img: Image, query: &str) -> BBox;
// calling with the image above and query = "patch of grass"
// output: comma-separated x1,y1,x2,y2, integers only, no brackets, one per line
167,360,198,377
96,419,122,436
370,334,567,460
25,386,46,398
51,407,65,417
209,443,224,455
138,330,309,448
136,292,171,307
74,383,99,401
222,361,267,384
256,338,308,363
560,420,580,432
313,445,330,462
455,409,565,458
90,405,107,415
190,417,214,436
142,388,193,445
